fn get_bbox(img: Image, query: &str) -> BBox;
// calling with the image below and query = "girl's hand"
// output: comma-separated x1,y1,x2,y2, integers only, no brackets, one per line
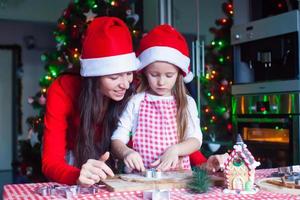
150,146,179,171
124,149,145,172
204,153,229,173
77,152,114,186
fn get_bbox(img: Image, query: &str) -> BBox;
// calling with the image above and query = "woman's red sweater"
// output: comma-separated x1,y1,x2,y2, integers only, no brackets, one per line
42,74,82,185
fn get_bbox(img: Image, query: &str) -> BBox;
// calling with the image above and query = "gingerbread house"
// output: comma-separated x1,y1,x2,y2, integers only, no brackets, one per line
224,135,260,192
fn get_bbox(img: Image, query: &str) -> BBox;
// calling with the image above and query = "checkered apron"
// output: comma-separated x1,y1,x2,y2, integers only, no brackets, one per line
132,93,190,170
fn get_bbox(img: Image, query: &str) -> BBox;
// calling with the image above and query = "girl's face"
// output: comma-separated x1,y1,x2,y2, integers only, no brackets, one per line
99,71,133,101
145,61,179,96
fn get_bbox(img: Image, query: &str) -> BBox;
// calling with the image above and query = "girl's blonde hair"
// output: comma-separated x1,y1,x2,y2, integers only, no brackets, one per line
137,72,188,142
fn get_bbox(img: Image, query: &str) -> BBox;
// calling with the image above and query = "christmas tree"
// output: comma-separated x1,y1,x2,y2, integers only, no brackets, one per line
17,0,142,183
200,0,233,153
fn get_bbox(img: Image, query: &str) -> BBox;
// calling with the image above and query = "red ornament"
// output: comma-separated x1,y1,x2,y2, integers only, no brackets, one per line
227,123,232,131
58,21,66,31
221,18,227,24
226,3,233,9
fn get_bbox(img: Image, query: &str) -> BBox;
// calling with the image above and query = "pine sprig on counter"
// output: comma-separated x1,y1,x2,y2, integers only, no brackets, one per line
187,167,211,193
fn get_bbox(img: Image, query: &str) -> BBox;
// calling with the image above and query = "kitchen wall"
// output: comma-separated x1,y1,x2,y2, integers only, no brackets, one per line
0,19,56,138
143,0,227,44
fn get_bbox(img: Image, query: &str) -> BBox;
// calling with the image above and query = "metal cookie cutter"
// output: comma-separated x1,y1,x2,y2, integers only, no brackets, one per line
145,168,162,179
35,184,99,199
143,189,170,200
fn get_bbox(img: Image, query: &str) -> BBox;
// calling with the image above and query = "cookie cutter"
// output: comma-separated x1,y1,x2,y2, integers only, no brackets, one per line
35,184,100,199
143,189,170,200
145,168,162,179
271,165,300,178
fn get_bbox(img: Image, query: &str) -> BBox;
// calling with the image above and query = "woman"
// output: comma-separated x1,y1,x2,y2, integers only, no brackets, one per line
42,17,140,186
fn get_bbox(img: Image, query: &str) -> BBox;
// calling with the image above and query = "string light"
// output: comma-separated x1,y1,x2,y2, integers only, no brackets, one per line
73,53,79,58
42,88,47,93
51,71,57,77
218,40,224,47
205,73,210,80
218,57,224,63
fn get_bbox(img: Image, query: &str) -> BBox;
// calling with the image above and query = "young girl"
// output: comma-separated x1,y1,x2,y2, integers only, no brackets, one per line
111,24,202,172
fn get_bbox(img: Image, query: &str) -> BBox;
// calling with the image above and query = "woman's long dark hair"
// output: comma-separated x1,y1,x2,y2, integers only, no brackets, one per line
75,77,134,168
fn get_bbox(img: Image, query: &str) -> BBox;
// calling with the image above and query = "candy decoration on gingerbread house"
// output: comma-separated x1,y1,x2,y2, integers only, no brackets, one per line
223,134,260,194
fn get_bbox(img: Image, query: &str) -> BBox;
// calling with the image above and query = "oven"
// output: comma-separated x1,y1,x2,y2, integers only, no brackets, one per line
232,93,300,168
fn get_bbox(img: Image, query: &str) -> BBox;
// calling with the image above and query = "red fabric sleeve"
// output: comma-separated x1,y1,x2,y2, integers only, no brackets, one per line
42,76,80,185
189,150,207,166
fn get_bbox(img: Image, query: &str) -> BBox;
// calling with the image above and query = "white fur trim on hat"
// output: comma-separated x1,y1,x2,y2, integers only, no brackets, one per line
80,52,140,77
183,71,194,83
138,46,190,74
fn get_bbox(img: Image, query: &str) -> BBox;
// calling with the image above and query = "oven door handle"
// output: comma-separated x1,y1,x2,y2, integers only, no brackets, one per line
236,118,289,123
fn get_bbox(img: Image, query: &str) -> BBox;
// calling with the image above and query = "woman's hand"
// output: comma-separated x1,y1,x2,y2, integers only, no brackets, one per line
150,145,179,171
203,153,229,173
124,149,145,172
77,152,114,186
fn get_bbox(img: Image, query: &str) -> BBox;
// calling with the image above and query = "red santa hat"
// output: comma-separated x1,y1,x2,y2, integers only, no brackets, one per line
80,17,140,77
137,24,194,83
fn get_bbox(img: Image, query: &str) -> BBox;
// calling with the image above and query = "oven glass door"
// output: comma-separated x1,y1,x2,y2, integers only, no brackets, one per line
236,116,292,168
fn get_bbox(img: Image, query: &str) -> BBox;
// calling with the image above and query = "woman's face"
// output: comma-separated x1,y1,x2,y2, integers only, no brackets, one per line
99,71,134,101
